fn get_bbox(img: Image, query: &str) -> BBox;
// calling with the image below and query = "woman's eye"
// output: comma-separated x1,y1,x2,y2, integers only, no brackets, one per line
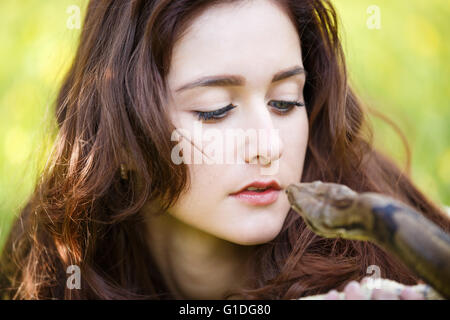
269,100,305,114
194,104,237,122
193,100,305,122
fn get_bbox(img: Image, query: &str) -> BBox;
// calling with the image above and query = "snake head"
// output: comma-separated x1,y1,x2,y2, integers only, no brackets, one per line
286,181,372,240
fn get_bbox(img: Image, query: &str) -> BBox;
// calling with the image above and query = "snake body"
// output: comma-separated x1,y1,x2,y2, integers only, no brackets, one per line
286,181,450,299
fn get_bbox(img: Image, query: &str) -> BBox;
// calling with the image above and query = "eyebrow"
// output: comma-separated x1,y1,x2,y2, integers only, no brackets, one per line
175,65,306,93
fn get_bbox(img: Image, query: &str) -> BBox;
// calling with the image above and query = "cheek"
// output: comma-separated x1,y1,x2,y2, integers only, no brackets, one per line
280,110,309,167
290,109,309,146
164,110,308,244
168,162,224,219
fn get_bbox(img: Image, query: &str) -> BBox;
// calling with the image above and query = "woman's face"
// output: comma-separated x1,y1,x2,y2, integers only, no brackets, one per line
165,0,308,245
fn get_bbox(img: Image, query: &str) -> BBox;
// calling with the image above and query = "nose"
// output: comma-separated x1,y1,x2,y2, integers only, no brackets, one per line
239,100,284,166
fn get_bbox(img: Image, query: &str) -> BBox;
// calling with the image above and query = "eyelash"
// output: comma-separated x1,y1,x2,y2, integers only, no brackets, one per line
194,100,305,122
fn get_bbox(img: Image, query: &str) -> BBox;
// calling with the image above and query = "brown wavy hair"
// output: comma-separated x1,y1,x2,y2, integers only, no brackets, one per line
1,0,449,299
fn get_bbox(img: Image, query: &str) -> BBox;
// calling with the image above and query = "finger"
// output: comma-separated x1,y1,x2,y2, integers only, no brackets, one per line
371,288,400,300
400,287,424,300
343,281,366,300
325,289,340,300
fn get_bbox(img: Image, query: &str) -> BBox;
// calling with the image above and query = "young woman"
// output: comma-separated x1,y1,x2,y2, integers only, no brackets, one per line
1,0,449,300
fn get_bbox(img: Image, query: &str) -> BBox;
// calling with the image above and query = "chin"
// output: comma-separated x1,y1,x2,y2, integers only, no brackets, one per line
224,220,285,245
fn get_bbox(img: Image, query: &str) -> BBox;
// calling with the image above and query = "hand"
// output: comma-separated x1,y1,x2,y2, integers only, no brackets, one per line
324,277,425,300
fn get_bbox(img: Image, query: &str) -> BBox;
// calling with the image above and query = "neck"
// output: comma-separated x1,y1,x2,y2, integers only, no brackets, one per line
144,209,255,299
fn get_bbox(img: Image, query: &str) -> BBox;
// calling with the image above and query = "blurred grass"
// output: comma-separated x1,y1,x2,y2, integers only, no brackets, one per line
0,0,85,251
333,0,450,208
0,0,449,251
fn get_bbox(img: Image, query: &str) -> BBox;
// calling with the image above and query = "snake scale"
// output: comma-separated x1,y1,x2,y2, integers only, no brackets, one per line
286,181,450,300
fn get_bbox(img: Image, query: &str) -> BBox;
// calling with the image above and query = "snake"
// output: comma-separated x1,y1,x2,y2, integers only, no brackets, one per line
285,181,450,300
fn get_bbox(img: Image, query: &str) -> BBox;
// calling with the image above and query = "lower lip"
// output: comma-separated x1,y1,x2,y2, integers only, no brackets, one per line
230,188,280,206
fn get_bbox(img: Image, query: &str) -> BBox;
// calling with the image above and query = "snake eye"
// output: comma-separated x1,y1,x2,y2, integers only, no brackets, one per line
332,198,353,209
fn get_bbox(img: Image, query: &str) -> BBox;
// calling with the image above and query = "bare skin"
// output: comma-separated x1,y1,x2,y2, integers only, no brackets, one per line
287,181,448,299
144,0,306,300
142,0,434,300
145,209,254,299
325,278,424,300
326,278,424,300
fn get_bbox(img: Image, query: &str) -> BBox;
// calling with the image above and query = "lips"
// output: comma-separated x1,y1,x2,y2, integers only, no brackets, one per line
229,180,282,206
230,180,282,195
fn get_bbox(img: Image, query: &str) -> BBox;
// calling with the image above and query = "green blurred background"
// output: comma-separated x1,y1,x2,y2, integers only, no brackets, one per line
0,0,449,251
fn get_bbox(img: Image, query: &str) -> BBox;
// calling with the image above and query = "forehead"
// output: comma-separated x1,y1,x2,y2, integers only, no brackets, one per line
168,0,302,89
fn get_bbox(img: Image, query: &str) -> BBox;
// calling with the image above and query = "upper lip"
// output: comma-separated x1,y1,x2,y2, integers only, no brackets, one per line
230,180,282,195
